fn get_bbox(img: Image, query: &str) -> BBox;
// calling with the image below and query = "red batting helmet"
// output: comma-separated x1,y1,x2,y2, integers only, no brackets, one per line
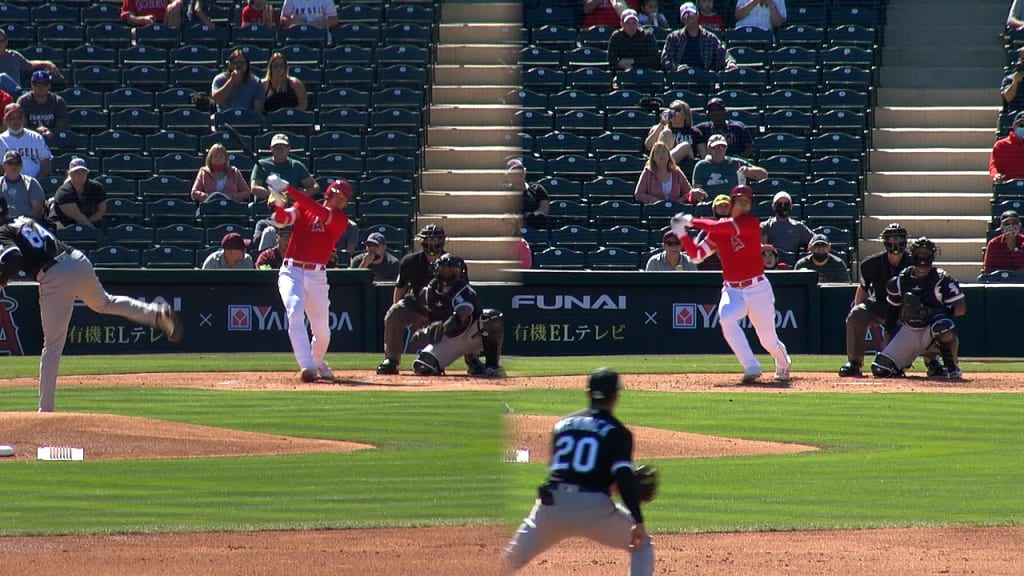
730,185,754,199
324,179,353,201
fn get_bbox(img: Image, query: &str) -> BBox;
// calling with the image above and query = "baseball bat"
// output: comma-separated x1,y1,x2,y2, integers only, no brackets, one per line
221,123,258,164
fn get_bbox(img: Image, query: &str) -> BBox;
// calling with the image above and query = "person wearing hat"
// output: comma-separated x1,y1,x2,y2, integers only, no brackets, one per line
734,0,787,32
694,97,755,158
0,103,53,180
689,193,731,271
646,229,696,270
691,133,767,196
759,190,813,259
503,367,654,576
794,234,850,283
255,226,292,270
121,0,184,29
265,175,353,382
608,9,660,72
661,2,734,72
48,157,106,230
0,150,44,222
583,0,641,29
250,132,318,201
0,28,63,98
644,99,706,169
279,0,340,29
202,231,255,270
507,158,550,229
989,110,1024,184
761,244,789,270
983,210,1024,273
15,70,68,140
351,232,401,282
1000,47,1024,112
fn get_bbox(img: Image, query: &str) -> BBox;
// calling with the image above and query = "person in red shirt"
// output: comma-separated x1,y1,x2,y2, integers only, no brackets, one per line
266,175,351,382
583,0,640,29
241,0,276,27
672,185,792,382
990,111,1024,184
983,210,1024,274
121,0,184,28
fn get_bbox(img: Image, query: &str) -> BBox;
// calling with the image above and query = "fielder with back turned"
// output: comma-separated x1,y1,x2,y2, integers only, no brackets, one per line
503,367,656,576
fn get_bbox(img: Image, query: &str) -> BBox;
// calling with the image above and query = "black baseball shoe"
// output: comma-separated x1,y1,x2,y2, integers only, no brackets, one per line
376,358,399,375
925,358,947,378
156,304,184,343
838,361,862,377
945,364,963,380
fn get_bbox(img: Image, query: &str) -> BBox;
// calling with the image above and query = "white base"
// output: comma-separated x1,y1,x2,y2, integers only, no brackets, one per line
37,446,85,461
0,445,13,457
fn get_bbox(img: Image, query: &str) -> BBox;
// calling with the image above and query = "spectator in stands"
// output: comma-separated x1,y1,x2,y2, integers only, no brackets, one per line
608,10,660,72
795,234,850,282
518,237,533,269
47,157,106,230
202,232,255,269
638,0,669,28
261,52,309,113
760,190,813,257
250,133,318,200
191,143,252,203
121,0,184,28
990,111,1024,184
661,2,735,72
211,48,265,114
0,150,43,222
697,0,726,35
507,159,549,229
691,134,766,196
635,141,704,204
241,0,277,27
761,244,789,270
646,229,697,270
15,71,68,141
0,103,52,180
584,0,640,29
0,29,63,98
983,210,1024,274
256,225,291,270
1001,49,1024,113
734,0,786,31
351,232,401,282
711,193,732,217
645,99,705,168
280,0,339,29
1008,0,1024,31
692,193,731,271
0,89,11,122
694,97,755,158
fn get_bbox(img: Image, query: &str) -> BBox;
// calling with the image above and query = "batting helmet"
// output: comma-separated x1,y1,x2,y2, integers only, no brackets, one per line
909,237,937,267
434,253,467,288
417,224,446,256
324,179,353,201
730,185,754,200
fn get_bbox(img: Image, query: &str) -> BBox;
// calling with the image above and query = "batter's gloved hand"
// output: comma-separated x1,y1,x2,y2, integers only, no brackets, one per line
265,174,289,207
634,464,659,503
670,213,693,237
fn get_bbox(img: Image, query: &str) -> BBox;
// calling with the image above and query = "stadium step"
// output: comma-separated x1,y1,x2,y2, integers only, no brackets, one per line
884,26,1001,50
444,236,523,260
439,24,524,44
417,214,520,237
875,88,999,107
864,192,992,216
420,191,520,214
866,171,991,193
428,126,524,147
862,215,990,238
885,3,1008,26
874,107,997,129
441,2,520,23
432,85,517,105
882,46,1007,68
860,238,987,262
422,169,506,191
879,66,1004,90
869,148,991,171
436,44,519,65
435,65,517,85
425,146,523,169
871,128,995,149
430,104,518,126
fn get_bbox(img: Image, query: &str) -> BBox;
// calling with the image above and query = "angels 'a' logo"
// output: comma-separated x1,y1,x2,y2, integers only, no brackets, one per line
310,218,326,233
730,235,745,252
0,288,25,356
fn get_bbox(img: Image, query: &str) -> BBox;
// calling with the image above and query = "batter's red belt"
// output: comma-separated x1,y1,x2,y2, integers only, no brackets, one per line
724,274,765,289
283,258,326,271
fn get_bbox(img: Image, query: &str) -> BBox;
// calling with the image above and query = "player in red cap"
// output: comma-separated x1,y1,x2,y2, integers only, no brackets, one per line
266,174,351,382
671,185,791,382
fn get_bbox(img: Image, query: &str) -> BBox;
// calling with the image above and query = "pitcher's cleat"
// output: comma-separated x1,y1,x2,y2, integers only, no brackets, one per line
156,304,184,343
317,362,334,380
299,368,318,383
741,367,762,383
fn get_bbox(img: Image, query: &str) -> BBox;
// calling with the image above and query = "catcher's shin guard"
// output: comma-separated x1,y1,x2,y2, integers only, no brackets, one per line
412,350,443,376
870,353,904,378
930,316,960,367
480,308,504,368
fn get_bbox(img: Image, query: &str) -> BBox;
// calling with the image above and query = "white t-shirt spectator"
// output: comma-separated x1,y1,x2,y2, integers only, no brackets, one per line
280,0,337,26
735,0,786,30
0,129,53,178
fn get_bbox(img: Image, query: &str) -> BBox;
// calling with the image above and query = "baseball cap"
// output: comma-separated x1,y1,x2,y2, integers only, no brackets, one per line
587,367,622,400
730,184,754,199
621,8,640,22
30,70,51,84
772,191,792,205
662,230,679,243
679,2,698,18
68,157,89,173
270,133,290,147
707,134,728,148
4,103,22,120
809,234,830,247
761,243,779,255
3,150,21,164
506,158,525,171
706,97,727,110
221,232,250,251
325,179,354,200
712,194,731,207
365,232,386,245
1000,210,1020,223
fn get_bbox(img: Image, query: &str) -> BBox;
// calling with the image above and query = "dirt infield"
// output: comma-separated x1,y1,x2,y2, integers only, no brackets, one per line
1,370,1021,575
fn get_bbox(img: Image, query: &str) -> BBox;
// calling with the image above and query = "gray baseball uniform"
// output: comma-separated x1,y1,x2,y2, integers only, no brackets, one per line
874,266,964,371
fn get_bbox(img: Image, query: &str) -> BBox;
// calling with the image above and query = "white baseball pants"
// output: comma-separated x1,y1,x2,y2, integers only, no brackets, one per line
719,277,790,374
278,264,331,371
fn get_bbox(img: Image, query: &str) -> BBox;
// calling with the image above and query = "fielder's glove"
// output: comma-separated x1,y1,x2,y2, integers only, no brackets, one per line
669,213,693,237
265,174,289,207
634,464,659,503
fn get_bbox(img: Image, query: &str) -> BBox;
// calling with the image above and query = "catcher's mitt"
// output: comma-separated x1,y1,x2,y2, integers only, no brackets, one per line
634,464,659,503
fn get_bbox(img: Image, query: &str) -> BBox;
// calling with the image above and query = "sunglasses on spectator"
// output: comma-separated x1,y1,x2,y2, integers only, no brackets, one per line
671,107,683,112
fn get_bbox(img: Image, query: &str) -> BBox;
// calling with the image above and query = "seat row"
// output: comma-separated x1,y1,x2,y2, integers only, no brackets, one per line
540,198,858,228
539,176,860,203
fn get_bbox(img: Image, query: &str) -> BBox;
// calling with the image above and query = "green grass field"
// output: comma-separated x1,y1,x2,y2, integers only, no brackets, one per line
1,353,1022,537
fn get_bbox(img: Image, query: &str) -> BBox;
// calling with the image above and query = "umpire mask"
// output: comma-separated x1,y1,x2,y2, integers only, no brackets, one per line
910,249,934,267
884,236,907,255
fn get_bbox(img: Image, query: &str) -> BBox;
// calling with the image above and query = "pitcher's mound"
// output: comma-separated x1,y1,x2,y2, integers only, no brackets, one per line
0,412,374,461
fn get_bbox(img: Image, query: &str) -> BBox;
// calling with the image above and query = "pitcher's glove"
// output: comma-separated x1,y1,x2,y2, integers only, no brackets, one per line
634,464,659,503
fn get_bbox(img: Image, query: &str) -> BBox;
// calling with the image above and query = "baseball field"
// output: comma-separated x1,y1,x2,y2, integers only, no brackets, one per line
1,353,1023,575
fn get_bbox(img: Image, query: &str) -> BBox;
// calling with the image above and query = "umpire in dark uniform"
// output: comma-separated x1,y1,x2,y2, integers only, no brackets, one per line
375,223,446,374
503,368,654,575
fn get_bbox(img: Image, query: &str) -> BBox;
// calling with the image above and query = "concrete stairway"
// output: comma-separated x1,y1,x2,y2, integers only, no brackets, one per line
866,0,1007,280
420,1,524,281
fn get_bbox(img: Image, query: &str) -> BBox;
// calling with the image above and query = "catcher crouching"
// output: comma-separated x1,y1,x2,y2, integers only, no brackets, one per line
410,254,505,377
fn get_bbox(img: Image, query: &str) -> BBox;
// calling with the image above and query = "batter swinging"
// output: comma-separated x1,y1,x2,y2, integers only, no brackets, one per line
672,185,791,382
265,175,351,382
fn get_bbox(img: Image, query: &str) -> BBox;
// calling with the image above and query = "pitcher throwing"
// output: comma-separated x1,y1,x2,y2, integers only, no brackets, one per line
673,185,791,382
265,175,351,382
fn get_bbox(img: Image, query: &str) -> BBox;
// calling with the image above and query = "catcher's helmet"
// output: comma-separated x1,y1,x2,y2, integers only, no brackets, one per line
434,253,467,288
909,236,937,266
730,185,754,200
880,223,909,255
416,224,446,256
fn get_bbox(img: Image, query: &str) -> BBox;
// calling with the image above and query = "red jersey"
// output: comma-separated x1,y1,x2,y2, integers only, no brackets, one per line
272,186,348,265
121,0,170,21
699,13,726,33
982,233,1024,273
684,214,764,282
989,131,1024,181
582,0,639,28
241,4,268,26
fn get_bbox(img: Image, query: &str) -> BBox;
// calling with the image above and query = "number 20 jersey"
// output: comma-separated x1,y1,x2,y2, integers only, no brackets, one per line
545,408,634,494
